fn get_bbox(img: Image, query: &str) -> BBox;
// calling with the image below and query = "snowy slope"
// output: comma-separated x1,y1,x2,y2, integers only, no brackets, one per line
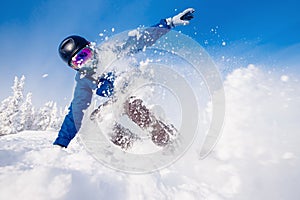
0,65,300,200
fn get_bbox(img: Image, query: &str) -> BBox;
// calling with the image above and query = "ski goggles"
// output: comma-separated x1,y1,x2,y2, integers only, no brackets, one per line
70,47,94,70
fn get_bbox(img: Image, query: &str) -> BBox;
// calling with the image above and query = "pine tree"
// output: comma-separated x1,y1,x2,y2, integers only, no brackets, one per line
20,93,34,131
33,101,53,131
0,96,14,135
48,102,61,131
0,75,67,134
0,76,25,135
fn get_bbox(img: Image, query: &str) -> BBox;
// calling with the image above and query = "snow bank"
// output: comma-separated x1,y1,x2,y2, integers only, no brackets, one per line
0,65,299,200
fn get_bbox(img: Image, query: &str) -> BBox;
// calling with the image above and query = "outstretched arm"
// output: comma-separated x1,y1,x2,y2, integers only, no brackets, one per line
123,8,195,53
53,74,95,148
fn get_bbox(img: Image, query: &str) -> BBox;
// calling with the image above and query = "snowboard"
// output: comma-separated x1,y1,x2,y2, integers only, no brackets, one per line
90,96,178,150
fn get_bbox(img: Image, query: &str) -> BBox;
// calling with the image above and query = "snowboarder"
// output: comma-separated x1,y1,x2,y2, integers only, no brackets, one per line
53,8,195,148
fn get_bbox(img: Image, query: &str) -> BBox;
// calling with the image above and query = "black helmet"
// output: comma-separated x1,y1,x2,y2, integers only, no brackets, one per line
58,35,90,66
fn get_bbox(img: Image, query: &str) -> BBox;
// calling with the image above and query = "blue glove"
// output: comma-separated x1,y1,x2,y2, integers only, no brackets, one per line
96,72,115,97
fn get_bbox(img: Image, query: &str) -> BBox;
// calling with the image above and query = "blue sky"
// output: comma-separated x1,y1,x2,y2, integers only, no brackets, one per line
0,0,299,107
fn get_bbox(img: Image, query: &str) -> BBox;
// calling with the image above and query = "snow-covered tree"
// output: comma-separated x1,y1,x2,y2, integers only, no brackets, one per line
0,75,66,134
32,101,66,131
0,76,25,135
53,105,68,131
32,101,54,131
19,93,34,131
47,102,61,131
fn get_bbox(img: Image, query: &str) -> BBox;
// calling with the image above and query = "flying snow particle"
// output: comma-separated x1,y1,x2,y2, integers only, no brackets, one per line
280,75,289,82
139,58,153,67
222,41,226,46
42,74,48,78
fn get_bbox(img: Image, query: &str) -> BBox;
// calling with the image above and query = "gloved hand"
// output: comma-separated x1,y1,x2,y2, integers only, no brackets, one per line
166,8,195,28
96,72,115,97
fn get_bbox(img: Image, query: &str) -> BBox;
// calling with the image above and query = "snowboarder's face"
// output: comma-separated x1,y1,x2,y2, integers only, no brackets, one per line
70,47,94,70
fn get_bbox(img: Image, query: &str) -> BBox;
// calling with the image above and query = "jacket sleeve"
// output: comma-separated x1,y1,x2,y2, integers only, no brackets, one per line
122,19,171,53
53,73,95,147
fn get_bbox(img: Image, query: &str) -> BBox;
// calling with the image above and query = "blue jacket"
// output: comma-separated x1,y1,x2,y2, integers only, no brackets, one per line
53,19,171,147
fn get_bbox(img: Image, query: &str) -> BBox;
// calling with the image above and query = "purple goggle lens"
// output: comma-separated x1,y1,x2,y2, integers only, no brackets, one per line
71,47,94,69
